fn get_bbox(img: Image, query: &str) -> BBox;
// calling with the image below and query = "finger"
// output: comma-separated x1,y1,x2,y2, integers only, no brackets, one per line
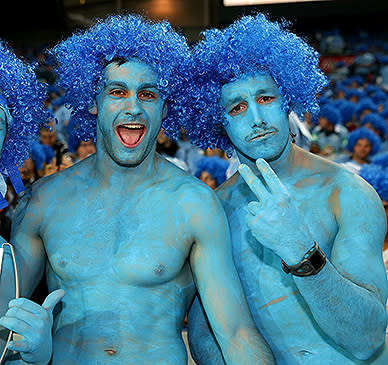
0,316,30,334
255,158,287,195
238,164,268,201
4,307,43,328
8,339,32,353
247,201,261,216
8,298,42,316
42,289,65,313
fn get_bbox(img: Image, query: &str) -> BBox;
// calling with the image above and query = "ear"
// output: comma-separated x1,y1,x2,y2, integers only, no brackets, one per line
162,103,168,119
89,103,97,115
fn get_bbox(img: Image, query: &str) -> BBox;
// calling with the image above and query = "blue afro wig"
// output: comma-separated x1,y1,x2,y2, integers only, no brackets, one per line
372,152,388,168
0,41,50,178
30,141,55,171
345,88,366,101
49,14,190,143
355,99,378,119
360,164,388,201
179,13,327,153
346,127,381,155
195,156,229,186
371,90,387,105
361,113,388,138
337,100,356,124
319,104,342,125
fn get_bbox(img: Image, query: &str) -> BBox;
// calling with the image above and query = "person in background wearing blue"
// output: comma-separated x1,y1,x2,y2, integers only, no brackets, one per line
0,15,274,365
341,127,381,174
195,156,229,190
310,103,348,158
182,13,388,365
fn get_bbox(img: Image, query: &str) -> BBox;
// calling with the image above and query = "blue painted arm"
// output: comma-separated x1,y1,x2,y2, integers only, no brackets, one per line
187,296,225,365
187,185,274,364
240,159,388,360
0,189,63,364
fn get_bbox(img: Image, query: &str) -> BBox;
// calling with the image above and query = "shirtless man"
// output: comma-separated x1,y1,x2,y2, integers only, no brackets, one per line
0,15,274,364
185,14,388,364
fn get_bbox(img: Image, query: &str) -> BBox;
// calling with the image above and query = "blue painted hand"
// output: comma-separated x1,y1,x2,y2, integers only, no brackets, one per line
0,289,65,365
239,158,313,265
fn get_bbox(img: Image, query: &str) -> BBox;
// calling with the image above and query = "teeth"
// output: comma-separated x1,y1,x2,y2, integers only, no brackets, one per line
120,124,144,129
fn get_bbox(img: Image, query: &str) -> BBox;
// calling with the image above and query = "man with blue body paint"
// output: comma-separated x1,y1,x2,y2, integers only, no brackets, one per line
0,15,274,364
185,14,388,365
0,40,62,365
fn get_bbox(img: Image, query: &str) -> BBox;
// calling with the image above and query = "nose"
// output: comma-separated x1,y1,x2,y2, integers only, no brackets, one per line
247,100,265,128
124,93,142,117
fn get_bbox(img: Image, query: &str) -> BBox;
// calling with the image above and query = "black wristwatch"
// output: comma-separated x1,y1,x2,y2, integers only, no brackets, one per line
281,242,326,277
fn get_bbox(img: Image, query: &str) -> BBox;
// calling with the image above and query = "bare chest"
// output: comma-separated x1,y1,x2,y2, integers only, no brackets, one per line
42,192,192,287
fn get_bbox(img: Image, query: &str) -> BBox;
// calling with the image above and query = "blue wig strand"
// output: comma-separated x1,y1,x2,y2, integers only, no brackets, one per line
49,14,190,143
178,13,327,154
346,127,381,155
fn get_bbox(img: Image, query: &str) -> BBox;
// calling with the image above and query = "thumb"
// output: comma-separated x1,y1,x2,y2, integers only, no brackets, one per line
42,289,65,313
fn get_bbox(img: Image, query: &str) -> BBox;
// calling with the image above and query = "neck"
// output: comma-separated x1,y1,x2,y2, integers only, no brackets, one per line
93,144,158,189
237,137,295,180
352,155,368,165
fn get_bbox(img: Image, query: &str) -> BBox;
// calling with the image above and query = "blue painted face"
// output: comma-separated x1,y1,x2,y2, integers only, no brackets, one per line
220,71,289,161
94,59,166,166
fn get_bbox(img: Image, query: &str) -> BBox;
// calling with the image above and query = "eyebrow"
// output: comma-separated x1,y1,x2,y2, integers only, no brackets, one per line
104,81,159,90
223,87,276,106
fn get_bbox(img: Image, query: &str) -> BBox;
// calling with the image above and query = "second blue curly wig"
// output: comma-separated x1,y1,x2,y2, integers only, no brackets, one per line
180,13,327,154
0,40,50,176
49,14,191,143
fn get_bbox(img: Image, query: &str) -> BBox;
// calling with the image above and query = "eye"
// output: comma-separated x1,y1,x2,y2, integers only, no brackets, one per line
109,89,126,97
228,102,248,116
257,96,275,104
138,90,157,101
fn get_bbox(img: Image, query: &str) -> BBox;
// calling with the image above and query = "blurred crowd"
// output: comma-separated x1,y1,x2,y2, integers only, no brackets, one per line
1,28,388,252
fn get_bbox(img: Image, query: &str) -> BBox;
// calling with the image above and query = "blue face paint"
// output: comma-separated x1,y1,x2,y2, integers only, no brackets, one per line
220,72,289,162
95,60,166,167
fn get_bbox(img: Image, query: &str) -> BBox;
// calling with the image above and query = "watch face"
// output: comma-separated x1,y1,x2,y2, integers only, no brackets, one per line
309,250,324,271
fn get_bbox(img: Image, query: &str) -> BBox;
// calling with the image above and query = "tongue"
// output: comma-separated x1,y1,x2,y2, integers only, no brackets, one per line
117,126,144,146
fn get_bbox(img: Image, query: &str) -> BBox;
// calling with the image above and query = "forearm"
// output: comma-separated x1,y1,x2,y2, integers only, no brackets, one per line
217,327,275,365
294,259,387,359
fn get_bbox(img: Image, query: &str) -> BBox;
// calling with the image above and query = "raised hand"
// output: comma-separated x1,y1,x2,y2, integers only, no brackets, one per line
238,159,313,265
0,289,65,365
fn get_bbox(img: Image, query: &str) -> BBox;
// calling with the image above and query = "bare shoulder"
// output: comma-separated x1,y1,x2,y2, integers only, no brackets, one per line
30,157,92,203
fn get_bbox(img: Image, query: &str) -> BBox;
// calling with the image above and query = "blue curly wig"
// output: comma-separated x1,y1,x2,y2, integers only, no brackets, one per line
372,152,388,168
337,100,356,124
195,156,229,186
49,14,190,143
346,127,381,155
30,141,55,171
360,164,388,201
319,104,342,125
361,113,387,138
345,88,366,102
355,99,378,119
0,41,50,177
179,13,327,154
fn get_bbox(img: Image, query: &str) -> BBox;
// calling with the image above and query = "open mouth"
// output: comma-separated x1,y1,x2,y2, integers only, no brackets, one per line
115,124,146,148
250,130,276,142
